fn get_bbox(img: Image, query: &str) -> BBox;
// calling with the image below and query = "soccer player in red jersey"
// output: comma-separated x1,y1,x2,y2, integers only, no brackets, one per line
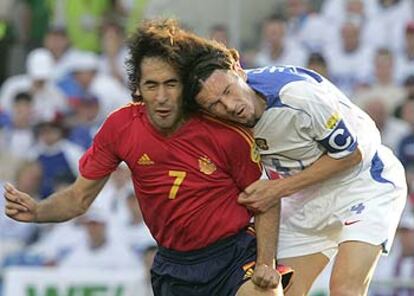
4,20,290,295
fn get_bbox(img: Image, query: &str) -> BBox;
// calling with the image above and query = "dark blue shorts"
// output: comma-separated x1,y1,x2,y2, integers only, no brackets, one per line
151,229,257,296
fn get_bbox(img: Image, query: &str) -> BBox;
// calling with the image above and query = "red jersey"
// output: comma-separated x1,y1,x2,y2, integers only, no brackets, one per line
79,103,261,251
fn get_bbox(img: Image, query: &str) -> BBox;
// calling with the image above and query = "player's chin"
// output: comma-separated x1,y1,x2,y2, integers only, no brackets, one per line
243,118,257,128
230,116,255,128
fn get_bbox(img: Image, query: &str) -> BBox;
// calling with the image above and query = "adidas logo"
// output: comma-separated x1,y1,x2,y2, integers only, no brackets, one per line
137,153,154,165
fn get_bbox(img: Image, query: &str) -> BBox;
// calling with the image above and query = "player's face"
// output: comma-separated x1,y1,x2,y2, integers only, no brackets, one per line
195,70,264,127
139,57,184,135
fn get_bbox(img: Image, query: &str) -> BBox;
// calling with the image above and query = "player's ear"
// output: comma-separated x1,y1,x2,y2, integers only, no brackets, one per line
234,62,247,81
132,88,143,102
229,48,247,81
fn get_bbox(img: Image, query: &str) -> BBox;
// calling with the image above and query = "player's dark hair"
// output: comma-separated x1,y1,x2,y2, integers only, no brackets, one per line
126,19,188,102
126,18,240,112
13,92,32,104
183,45,239,112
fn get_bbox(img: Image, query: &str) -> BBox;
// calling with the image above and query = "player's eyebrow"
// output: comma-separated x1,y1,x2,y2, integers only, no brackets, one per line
142,78,179,85
222,84,231,95
163,78,179,84
142,79,158,86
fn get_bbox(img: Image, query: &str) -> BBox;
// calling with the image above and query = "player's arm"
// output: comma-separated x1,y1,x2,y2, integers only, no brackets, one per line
239,148,362,212
252,195,281,289
4,175,109,223
220,126,281,289
276,148,361,196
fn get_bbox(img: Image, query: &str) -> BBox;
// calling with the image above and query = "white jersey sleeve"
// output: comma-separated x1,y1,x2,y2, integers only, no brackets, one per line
280,80,358,159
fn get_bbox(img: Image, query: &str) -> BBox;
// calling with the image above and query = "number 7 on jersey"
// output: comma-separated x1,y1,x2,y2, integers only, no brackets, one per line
168,170,187,199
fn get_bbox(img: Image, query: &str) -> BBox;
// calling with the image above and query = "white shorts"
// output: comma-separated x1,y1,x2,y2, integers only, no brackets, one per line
277,146,407,260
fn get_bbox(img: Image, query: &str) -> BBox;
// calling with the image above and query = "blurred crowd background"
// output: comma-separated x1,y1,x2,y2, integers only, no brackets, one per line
0,0,413,295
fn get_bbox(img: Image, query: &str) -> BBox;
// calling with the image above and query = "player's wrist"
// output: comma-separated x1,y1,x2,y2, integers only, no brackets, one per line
32,204,39,222
256,257,276,268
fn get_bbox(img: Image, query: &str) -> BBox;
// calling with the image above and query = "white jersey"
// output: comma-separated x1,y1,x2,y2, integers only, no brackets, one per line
246,66,407,258
247,65,381,186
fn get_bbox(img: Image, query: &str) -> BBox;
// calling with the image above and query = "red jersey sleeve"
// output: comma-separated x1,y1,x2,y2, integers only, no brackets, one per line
79,112,122,179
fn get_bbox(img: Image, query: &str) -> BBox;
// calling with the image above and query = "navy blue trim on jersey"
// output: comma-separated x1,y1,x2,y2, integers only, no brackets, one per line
318,120,357,154
246,66,323,109
370,152,395,187
246,66,306,108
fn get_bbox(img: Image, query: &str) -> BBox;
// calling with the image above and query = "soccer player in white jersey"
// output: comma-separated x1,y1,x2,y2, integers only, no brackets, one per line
181,33,407,295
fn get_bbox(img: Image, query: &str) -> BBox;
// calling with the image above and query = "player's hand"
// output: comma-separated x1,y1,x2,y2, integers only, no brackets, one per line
251,263,281,289
4,183,37,222
238,179,285,213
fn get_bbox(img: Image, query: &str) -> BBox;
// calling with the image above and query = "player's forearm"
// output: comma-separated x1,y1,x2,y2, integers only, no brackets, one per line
254,200,280,266
34,186,90,223
281,148,362,197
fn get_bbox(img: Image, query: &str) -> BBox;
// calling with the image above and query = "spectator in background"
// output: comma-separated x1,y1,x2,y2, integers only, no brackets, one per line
67,94,101,150
59,207,143,271
355,48,405,115
0,48,68,122
58,50,129,120
362,98,410,153
404,75,414,101
397,100,414,189
324,17,373,95
365,0,413,53
1,92,36,159
254,15,307,67
20,0,52,50
283,0,330,52
43,26,80,81
57,51,100,109
0,161,42,264
396,22,414,84
306,52,329,79
112,0,149,35
99,20,128,86
62,0,111,53
321,0,377,27
0,112,23,182
394,75,414,119
209,24,229,46
31,118,83,198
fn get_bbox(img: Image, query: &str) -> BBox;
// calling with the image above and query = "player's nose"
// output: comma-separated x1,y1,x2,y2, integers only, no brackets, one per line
221,97,237,114
155,86,168,104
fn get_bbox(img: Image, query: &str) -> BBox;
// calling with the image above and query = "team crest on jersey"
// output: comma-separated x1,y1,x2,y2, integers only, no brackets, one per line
251,143,261,163
242,261,256,280
198,156,217,175
325,112,341,129
254,138,269,150
137,153,154,165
